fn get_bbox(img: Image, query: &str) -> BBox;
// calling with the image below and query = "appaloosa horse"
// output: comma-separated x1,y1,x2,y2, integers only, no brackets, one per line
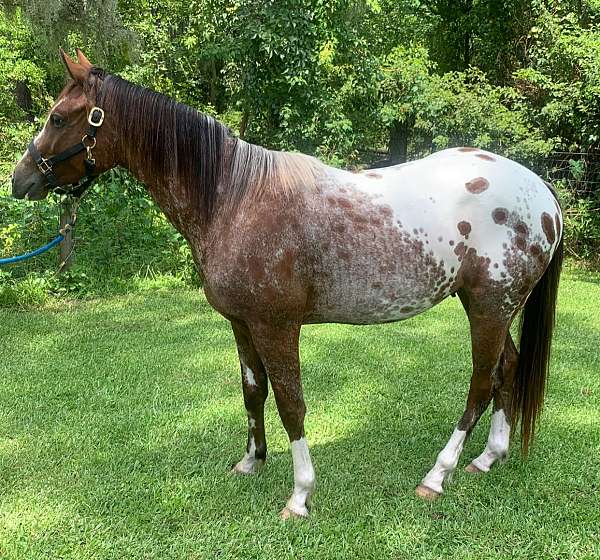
12,50,563,518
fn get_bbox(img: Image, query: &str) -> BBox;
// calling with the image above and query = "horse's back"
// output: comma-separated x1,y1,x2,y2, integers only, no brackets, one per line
364,148,561,275
355,148,558,235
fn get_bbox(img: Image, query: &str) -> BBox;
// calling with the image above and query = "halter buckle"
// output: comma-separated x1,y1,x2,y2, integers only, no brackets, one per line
87,107,105,127
38,158,52,175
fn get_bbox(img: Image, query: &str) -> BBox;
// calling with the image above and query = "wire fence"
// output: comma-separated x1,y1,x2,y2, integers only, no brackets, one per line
538,151,600,198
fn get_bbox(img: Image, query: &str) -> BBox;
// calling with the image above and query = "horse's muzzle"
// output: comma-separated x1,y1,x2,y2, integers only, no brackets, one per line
11,160,49,201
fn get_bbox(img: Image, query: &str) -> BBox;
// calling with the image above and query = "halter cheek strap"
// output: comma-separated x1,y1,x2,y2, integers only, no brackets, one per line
27,75,105,198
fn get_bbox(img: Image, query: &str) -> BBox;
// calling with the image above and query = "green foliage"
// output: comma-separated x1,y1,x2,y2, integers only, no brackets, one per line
3,0,132,91
425,70,555,161
0,9,50,182
379,44,434,129
0,269,51,307
0,168,198,301
378,48,553,163
555,175,600,262
0,8,48,106
516,12,600,151
1,0,600,306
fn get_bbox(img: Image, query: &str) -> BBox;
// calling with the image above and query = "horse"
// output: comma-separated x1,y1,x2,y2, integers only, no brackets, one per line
11,50,563,519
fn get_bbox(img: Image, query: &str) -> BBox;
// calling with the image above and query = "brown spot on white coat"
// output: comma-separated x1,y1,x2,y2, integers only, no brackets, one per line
541,212,556,244
465,177,490,194
457,221,472,236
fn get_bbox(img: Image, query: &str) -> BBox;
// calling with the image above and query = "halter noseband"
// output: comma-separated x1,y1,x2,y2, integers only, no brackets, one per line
27,72,106,198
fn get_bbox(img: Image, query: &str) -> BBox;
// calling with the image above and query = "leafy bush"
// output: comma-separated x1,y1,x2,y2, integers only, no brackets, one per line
0,270,51,308
1,1,600,309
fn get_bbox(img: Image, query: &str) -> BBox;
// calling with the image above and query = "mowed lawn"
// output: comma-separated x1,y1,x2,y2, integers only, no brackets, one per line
0,269,599,560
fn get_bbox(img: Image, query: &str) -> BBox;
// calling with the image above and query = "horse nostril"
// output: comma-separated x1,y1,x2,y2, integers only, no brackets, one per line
11,174,25,199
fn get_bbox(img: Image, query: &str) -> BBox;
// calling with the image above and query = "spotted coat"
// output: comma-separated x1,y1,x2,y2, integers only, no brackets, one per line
201,147,562,328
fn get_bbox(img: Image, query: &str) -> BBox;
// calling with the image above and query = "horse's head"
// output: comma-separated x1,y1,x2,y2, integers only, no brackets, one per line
12,49,113,200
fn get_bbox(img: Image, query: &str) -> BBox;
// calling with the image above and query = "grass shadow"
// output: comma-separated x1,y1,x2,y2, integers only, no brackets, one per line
0,271,599,558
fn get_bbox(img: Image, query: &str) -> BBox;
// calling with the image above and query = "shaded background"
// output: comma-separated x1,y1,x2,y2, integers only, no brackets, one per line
1,1,599,303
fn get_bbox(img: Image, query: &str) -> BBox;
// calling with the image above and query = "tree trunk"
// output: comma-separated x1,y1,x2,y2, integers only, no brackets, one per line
239,109,250,139
209,60,218,108
388,119,411,164
58,199,75,273
14,81,34,122
462,0,473,68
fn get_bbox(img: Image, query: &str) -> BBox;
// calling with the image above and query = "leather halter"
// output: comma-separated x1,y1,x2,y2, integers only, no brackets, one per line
27,72,105,198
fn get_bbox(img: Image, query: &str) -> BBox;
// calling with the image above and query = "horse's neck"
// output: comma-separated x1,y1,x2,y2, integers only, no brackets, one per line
122,153,210,251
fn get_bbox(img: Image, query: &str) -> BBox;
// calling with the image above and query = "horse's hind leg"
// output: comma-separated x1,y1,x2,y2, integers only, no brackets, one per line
231,320,269,475
465,333,518,474
416,292,510,500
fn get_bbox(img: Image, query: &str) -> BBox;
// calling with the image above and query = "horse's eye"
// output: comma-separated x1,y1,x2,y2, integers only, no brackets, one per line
51,114,65,128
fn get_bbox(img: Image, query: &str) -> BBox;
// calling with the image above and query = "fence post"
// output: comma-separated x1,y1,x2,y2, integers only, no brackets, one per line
58,198,75,273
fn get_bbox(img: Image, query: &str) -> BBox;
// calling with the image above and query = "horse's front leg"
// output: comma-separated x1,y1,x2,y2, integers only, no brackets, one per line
250,322,315,519
231,321,268,475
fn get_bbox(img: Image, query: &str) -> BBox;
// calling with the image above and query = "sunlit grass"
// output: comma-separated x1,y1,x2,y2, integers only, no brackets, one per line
0,269,599,559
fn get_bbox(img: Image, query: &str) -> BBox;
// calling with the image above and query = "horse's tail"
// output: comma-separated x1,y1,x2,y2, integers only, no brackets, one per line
511,214,564,456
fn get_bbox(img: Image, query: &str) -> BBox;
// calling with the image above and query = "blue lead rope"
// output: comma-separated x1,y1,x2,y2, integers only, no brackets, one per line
0,234,64,265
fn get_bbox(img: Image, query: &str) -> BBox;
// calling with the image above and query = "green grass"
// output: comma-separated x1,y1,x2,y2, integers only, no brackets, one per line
0,269,599,559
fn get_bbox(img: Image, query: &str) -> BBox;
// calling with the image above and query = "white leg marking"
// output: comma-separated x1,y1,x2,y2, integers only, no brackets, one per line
421,429,467,494
232,362,261,475
232,411,262,475
470,409,510,472
284,437,315,517
232,433,263,475
244,365,257,387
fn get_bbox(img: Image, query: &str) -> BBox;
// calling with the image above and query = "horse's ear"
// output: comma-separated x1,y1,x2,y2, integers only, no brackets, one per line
59,47,88,83
75,48,93,70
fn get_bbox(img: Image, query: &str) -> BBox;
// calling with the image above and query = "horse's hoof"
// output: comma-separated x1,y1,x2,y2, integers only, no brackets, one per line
415,484,441,501
230,459,264,475
465,462,483,474
280,506,309,520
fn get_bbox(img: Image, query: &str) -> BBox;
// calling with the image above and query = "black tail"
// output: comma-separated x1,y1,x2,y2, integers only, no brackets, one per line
511,231,564,455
